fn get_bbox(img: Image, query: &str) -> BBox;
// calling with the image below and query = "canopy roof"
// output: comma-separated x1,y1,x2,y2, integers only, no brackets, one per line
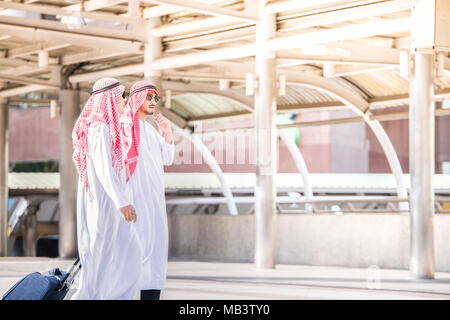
1,0,450,125
7,172,450,195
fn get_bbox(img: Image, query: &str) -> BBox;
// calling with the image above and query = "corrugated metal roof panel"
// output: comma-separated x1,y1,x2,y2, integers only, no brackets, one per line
173,93,250,117
164,173,450,191
8,173,59,190
7,172,450,192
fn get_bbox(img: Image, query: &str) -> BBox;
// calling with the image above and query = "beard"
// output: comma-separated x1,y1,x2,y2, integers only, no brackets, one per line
144,107,155,115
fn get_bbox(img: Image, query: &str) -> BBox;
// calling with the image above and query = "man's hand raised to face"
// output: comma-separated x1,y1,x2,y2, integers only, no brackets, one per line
153,114,173,144
153,114,171,133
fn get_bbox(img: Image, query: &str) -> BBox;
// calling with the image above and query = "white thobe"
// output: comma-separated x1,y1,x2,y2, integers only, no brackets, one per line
129,120,174,290
71,124,142,300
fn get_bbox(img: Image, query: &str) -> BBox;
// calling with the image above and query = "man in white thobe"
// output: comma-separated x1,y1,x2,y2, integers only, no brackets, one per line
121,81,174,300
71,78,142,300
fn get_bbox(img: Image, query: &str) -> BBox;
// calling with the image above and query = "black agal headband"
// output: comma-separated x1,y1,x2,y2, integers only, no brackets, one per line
129,85,159,97
89,82,125,98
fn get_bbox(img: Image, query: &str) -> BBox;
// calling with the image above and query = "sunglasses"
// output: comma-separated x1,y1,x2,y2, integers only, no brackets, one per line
147,93,160,104
129,85,159,103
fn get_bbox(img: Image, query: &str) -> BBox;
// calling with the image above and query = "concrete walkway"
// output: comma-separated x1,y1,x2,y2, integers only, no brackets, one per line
1,258,450,300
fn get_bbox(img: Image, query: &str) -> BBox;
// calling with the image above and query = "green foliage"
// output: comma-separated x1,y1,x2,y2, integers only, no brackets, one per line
12,160,59,173
277,114,300,145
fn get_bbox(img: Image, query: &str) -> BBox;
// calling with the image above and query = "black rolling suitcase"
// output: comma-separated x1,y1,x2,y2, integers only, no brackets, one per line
2,258,81,300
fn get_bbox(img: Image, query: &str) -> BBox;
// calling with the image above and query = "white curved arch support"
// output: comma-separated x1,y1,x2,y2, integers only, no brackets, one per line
173,125,238,216
283,72,408,213
278,129,314,213
162,75,408,213
364,118,409,212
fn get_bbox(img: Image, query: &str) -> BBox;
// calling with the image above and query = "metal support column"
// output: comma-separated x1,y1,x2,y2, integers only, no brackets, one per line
145,17,162,90
254,0,277,269
409,52,435,279
0,99,8,257
58,89,80,258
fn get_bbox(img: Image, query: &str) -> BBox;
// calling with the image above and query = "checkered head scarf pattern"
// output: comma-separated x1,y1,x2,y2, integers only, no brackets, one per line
72,77,126,192
120,80,159,182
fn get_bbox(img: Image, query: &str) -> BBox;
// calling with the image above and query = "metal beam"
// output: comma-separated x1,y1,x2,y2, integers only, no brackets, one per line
163,35,400,64
0,74,59,88
276,53,398,67
369,87,450,107
155,1,410,45
142,0,226,18
0,85,51,99
265,0,369,14
152,15,244,38
278,101,347,113
142,3,183,18
61,49,131,65
0,15,145,42
119,17,413,71
0,23,143,54
269,17,411,52
274,108,450,128
142,0,259,22
0,65,48,77
189,110,251,122
8,42,72,59
409,51,435,279
162,81,254,113
64,0,128,12
0,57,40,68
323,64,398,78
164,27,255,53
277,0,411,32
68,63,144,83
0,1,139,25
186,101,349,124
0,99,8,257
64,17,410,83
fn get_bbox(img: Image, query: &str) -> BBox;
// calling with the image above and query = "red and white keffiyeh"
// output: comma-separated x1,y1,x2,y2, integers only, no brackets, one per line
120,80,159,182
72,77,126,192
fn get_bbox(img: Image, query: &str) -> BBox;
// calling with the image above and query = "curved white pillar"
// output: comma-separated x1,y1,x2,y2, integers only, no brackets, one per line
364,118,409,212
278,129,313,213
283,73,408,211
163,75,407,214
173,126,238,216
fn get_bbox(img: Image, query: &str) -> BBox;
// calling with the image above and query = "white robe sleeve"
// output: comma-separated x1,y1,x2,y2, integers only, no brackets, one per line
88,125,131,210
152,125,175,166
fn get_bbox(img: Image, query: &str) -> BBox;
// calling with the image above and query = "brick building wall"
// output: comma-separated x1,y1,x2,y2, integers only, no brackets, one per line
9,106,450,174
9,107,59,163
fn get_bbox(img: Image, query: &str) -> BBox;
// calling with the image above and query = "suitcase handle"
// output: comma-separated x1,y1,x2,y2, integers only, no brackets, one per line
58,258,81,291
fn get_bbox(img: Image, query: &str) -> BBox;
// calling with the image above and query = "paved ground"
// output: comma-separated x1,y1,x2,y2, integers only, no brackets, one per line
1,258,450,300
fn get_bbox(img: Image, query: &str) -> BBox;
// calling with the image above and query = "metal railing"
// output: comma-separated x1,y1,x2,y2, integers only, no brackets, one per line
166,194,450,215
